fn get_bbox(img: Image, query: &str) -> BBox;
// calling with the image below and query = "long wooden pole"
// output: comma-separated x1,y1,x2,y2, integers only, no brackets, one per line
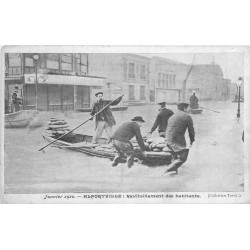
38,95,124,152
35,62,38,110
199,106,220,113
182,54,197,102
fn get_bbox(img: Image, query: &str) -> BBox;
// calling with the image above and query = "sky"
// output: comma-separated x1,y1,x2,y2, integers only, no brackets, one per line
139,53,244,83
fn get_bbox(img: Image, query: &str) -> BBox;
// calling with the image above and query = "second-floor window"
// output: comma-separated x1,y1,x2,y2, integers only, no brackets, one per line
170,74,173,88
162,74,165,87
46,54,60,73
158,73,161,87
157,73,176,88
25,54,35,74
173,75,176,88
166,74,169,88
76,54,88,75
128,63,135,78
140,64,146,80
61,54,73,74
8,53,22,75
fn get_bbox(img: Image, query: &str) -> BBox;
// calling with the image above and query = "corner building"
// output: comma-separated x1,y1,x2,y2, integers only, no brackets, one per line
5,53,105,111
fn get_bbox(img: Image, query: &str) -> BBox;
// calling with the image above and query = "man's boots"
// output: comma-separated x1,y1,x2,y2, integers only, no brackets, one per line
127,155,134,168
112,156,122,167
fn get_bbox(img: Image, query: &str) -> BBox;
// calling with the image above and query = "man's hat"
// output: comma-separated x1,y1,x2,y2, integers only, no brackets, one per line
131,116,145,123
95,91,103,97
158,101,166,105
177,102,189,110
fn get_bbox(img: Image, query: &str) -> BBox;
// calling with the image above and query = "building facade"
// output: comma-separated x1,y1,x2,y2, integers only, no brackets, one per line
88,53,150,104
5,53,234,112
186,63,225,101
149,57,189,103
5,53,105,111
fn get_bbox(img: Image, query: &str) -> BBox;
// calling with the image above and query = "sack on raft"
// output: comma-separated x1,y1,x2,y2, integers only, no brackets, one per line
146,137,165,144
95,146,115,153
153,148,161,152
155,143,167,148
162,146,172,152
48,125,70,130
48,121,68,125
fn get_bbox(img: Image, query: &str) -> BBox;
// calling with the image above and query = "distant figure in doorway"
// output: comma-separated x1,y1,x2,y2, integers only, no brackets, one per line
111,116,147,168
148,101,174,138
164,103,195,175
90,92,123,144
11,86,22,112
189,93,199,109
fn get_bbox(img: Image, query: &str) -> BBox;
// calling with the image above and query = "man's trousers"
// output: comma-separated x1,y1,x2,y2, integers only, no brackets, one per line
92,121,112,143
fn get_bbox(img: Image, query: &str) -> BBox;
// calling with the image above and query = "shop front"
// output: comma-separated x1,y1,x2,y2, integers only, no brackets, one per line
23,74,105,111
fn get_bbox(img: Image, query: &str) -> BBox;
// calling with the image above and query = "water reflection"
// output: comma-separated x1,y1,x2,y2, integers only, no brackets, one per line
4,101,244,193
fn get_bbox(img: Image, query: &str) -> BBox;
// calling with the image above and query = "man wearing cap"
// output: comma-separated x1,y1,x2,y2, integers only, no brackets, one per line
111,116,147,168
189,93,199,109
91,92,122,144
11,86,22,112
148,101,174,137
164,103,195,175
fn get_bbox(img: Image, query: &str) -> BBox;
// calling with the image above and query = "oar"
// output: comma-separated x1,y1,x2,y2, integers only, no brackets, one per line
199,106,220,113
38,95,124,152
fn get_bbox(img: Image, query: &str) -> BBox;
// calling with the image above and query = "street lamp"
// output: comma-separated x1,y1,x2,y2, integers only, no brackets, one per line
236,76,243,118
33,54,39,110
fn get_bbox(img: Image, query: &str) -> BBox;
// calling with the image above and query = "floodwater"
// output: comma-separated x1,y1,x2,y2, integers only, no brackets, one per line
4,101,244,193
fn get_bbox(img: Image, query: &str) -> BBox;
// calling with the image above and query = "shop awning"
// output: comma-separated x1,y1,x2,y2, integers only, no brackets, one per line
24,74,105,86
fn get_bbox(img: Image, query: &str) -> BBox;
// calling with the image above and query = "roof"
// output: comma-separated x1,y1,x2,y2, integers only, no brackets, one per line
151,56,188,66
124,53,150,61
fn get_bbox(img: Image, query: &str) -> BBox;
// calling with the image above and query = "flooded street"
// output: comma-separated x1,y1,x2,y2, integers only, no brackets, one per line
4,101,244,193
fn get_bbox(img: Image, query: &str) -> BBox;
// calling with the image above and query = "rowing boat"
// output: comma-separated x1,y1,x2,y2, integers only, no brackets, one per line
232,100,244,103
188,108,203,114
5,110,39,128
42,133,172,166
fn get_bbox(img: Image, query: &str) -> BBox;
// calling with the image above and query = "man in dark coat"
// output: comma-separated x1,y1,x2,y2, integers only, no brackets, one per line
111,116,147,168
11,86,22,112
189,93,199,109
148,101,174,137
164,103,195,174
90,92,122,144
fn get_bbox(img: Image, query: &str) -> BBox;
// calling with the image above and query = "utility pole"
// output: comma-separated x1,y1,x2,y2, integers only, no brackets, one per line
182,54,197,102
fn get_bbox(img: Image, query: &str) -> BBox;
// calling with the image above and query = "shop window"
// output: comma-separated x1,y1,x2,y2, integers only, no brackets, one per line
46,54,60,73
128,63,135,78
8,53,22,75
48,85,61,111
25,85,36,108
140,64,146,80
62,85,74,110
61,54,73,74
76,85,90,109
37,85,48,111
